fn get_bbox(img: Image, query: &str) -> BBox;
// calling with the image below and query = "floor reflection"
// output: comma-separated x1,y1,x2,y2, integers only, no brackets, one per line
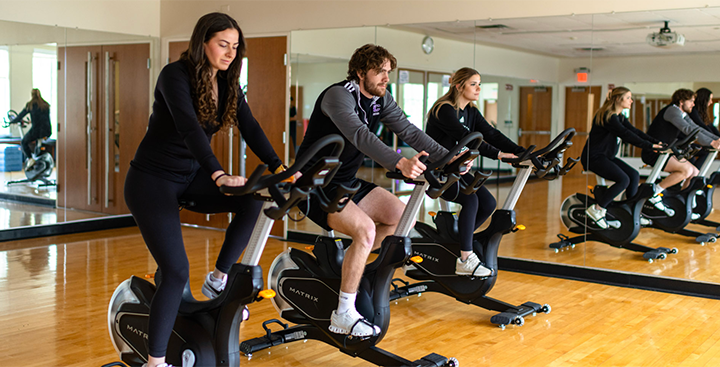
290,173,720,284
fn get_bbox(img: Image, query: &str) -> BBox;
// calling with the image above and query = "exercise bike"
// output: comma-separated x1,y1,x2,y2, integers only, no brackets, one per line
689,147,720,241
2,109,55,186
391,128,578,329
106,134,346,367
550,131,700,261
640,130,719,244
238,134,487,367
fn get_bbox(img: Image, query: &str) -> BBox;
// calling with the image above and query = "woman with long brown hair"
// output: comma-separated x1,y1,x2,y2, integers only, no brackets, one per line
425,67,524,277
581,87,663,229
689,88,719,168
8,88,52,168
124,13,294,367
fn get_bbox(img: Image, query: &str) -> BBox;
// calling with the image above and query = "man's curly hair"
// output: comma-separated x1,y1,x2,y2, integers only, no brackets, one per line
347,44,397,82
671,88,696,106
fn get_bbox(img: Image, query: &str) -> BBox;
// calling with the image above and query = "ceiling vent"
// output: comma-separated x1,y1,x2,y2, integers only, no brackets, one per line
475,24,510,30
575,47,605,52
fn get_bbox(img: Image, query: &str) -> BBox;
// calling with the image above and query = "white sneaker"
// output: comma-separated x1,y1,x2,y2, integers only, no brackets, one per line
648,194,675,217
585,205,608,229
692,190,703,209
455,252,492,277
201,272,226,299
24,157,35,171
329,309,381,337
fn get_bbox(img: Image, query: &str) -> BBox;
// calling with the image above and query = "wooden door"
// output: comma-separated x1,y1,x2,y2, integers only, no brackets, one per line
169,41,230,230
629,96,648,157
564,86,601,172
100,43,150,215
58,46,103,212
519,86,553,152
238,36,288,237
290,85,303,160
483,100,498,127
169,37,289,238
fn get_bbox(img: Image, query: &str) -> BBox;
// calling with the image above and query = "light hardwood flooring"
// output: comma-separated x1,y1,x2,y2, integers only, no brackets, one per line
2,225,720,366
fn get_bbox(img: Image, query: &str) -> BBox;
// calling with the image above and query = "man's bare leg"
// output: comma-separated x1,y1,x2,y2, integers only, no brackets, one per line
357,187,407,250
325,187,407,336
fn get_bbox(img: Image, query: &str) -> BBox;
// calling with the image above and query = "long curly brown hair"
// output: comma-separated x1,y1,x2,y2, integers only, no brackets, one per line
180,12,245,130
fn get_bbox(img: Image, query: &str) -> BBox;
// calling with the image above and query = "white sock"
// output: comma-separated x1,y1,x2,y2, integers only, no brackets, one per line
337,291,357,314
654,185,664,195
211,273,224,282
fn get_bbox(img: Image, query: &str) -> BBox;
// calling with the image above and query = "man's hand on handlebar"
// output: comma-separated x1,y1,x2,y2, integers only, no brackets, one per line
711,139,720,149
396,151,428,179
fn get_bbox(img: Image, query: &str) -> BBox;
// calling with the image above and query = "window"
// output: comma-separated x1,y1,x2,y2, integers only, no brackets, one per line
0,47,9,130
32,48,58,137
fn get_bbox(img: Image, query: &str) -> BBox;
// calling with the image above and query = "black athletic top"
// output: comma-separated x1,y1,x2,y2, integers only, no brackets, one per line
297,80,447,182
131,61,282,183
11,103,52,138
581,113,658,168
689,107,720,136
425,104,524,158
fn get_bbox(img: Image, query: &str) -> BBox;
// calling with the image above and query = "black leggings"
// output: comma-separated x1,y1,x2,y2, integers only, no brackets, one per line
588,156,640,208
124,166,262,358
22,125,50,159
440,176,497,252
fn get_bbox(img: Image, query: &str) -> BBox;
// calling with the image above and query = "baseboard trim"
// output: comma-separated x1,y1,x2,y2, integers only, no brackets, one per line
0,215,137,242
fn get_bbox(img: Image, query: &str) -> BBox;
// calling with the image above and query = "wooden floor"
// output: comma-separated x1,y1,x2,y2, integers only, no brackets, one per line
3,224,720,366
290,174,720,283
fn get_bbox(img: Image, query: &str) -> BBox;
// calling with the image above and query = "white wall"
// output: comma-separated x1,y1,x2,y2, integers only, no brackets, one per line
558,53,720,127
158,0,713,39
0,0,160,37
290,61,347,118
292,27,560,82
560,54,720,86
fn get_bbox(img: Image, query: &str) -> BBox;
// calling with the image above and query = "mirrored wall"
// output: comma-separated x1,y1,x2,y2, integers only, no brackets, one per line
0,19,156,232
286,7,720,287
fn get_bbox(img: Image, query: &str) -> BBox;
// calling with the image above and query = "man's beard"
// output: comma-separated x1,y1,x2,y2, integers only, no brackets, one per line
364,78,386,97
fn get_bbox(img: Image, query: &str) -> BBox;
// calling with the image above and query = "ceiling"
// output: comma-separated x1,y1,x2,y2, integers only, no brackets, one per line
397,6,720,58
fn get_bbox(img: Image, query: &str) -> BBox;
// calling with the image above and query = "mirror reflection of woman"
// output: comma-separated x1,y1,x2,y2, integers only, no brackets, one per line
8,88,52,169
688,88,719,168
425,67,524,277
581,87,663,229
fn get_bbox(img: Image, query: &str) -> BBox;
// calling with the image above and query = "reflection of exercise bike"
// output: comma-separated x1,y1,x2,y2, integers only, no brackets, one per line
105,135,345,367
3,110,55,187
393,129,578,329
551,131,700,262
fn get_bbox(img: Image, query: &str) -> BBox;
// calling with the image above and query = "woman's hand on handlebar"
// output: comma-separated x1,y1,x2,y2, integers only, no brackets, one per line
652,143,664,151
215,174,247,188
396,151,428,179
711,139,720,149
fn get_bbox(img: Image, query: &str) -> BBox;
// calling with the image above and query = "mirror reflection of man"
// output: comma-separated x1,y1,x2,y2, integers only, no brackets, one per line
296,44,448,337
